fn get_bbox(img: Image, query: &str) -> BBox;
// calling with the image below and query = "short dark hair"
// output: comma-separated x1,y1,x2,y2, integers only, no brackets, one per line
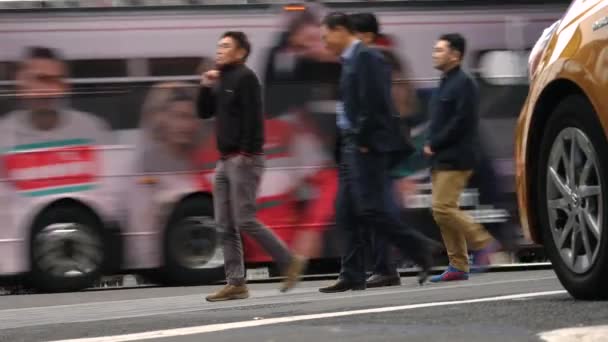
287,9,319,36
439,33,466,59
18,46,66,74
21,46,63,64
350,13,379,36
322,12,354,33
221,31,252,61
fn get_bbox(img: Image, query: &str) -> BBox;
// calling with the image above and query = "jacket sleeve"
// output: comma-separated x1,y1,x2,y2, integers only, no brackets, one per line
197,86,216,119
237,72,263,154
429,79,476,151
355,50,386,148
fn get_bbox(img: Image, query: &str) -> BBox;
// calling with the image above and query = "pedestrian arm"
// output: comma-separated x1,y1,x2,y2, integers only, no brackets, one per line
237,72,263,155
356,50,384,149
197,86,216,119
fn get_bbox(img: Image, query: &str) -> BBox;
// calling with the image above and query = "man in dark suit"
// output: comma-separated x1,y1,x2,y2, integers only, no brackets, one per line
349,12,401,289
318,13,436,293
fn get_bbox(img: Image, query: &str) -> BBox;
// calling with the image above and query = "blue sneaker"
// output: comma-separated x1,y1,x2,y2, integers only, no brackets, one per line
430,265,469,283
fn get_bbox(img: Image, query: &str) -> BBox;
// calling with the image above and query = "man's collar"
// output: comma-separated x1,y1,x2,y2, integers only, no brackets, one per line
443,64,461,78
219,62,244,72
341,39,361,61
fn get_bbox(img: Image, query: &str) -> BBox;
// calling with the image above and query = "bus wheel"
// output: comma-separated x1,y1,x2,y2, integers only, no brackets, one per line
29,205,105,292
164,196,224,285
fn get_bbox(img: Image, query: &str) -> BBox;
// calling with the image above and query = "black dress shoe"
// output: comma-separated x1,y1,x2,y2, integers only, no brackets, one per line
366,274,401,288
319,279,366,293
417,240,442,285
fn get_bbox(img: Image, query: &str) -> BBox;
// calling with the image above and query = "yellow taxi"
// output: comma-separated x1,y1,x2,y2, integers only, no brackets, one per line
516,0,608,299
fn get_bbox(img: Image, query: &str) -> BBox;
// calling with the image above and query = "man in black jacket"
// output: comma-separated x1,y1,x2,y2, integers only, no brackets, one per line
198,31,305,301
424,33,497,283
317,13,436,293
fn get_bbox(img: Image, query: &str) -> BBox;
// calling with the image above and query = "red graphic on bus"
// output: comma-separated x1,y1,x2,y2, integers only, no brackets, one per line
3,145,99,194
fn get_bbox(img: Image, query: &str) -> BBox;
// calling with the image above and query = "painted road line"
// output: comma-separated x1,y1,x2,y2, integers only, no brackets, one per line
0,275,561,330
539,325,608,342
49,290,567,342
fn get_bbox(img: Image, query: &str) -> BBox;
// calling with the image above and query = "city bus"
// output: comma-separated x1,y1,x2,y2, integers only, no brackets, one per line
0,0,569,292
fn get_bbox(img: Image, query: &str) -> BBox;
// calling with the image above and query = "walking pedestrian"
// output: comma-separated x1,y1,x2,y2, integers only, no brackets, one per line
198,31,306,301
424,33,499,283
317,13,437,293
349,12,418,288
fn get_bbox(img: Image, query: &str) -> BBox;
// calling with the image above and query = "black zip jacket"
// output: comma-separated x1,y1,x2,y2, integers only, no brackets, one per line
427,66,479,170
198,63,264,156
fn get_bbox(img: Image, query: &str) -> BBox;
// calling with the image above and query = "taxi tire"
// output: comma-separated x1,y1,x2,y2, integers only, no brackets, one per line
163,196,224,286
29,205,105,293
537,95,608,300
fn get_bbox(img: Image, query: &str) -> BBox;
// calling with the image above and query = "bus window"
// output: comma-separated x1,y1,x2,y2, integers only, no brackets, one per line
0,61,16,81
0,62,16,116
477,50,529,86
69,59,128,78
148,57,207,77
474,49,531,120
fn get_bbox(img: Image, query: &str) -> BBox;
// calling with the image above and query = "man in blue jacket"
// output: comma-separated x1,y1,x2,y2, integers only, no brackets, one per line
318,13,437,293
424,33,497,282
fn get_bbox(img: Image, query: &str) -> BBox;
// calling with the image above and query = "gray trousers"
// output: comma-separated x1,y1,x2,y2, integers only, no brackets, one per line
214,155,292,285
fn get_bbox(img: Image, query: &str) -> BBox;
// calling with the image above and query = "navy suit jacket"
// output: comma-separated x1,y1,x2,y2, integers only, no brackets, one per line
338,43,414,162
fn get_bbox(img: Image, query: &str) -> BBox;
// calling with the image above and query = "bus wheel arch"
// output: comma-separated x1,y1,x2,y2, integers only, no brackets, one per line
161,192,224,285
27,198,107,292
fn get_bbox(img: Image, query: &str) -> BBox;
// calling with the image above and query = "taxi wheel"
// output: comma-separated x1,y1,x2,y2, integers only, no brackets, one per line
29,205,105,293
537,95,608,300
163,196,224,285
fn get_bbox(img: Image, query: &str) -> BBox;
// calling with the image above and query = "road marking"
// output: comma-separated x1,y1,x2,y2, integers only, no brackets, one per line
1,274,557,313
539,325,608,341
0,274,556,313
49,290,567,342
0,275,561,330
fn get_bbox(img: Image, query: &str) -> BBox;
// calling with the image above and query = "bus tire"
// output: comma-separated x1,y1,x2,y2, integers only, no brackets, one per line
163,195,224,285
29,204,105,293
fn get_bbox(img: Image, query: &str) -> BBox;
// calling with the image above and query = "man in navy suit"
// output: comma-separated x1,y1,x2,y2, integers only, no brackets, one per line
318,13,437,293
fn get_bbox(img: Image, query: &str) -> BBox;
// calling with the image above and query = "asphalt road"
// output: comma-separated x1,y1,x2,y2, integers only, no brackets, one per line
0,270,606,342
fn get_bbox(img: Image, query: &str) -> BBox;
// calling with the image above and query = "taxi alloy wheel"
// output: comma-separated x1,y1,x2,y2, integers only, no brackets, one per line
537,95,608,300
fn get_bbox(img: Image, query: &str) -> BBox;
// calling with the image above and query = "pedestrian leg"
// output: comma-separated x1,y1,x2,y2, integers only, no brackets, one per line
352,150,435,284
226,155,305,292
205,160,250,302
430,170,493,282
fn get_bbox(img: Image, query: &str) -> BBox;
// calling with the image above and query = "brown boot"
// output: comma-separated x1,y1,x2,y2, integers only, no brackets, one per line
205,284,250,302
279,256,307,293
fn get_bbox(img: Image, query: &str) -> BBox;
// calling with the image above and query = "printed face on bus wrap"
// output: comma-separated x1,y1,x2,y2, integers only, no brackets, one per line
216,36,247,66
289,23,322,53
161,100,199,148
16,57,69,114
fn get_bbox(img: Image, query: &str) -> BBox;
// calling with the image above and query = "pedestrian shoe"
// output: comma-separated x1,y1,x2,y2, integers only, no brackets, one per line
418,241,441,285
279,255,308,293
485,221,519,253
429,265,469,283
319,279,366,293
366,274,401,288
205,285,250,302
471,240,501,274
